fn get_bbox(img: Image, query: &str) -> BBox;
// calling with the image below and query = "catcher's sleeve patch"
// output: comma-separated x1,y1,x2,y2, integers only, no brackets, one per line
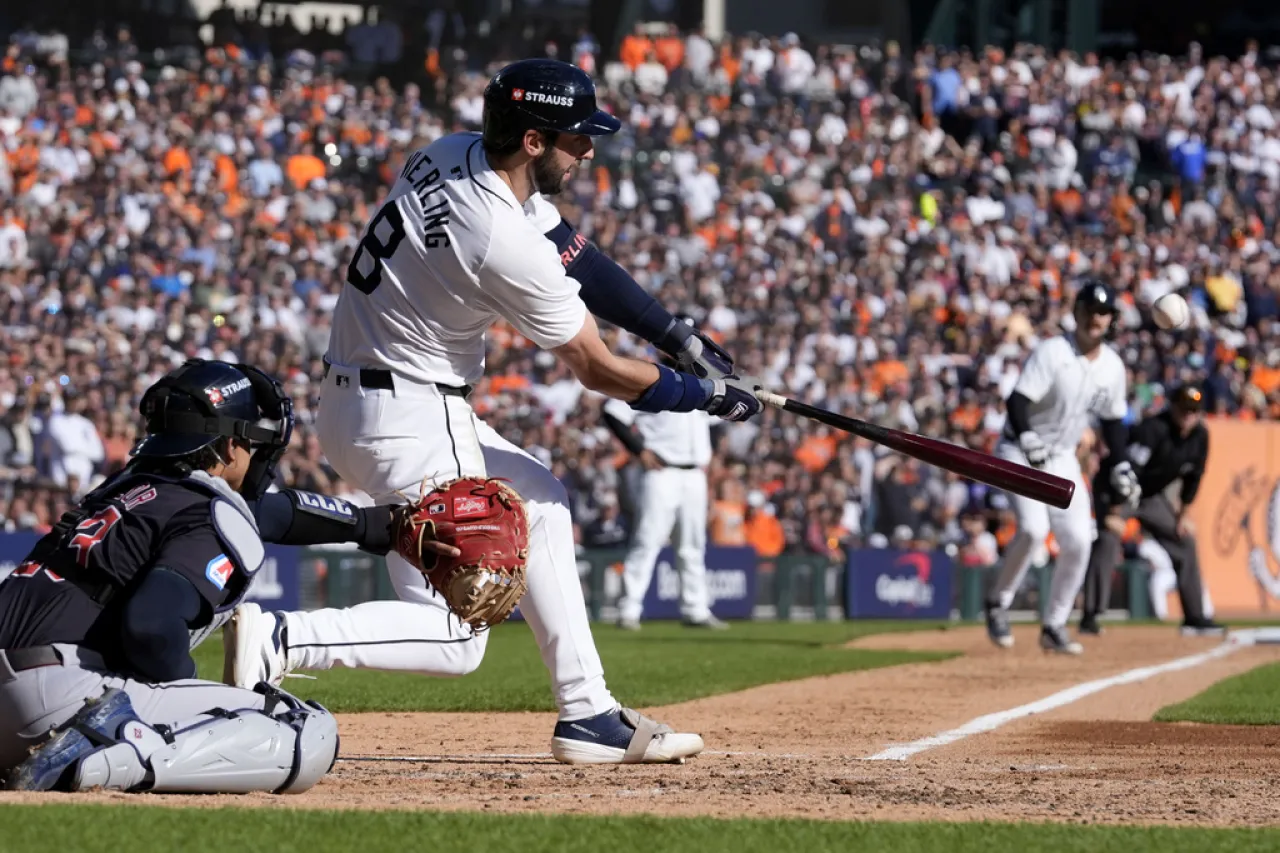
293,490,359,525
212,498,266,575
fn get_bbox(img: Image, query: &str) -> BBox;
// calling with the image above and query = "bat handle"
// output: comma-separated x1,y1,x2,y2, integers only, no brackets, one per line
755,388,788,410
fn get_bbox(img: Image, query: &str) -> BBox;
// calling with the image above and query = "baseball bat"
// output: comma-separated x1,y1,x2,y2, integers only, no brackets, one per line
754,389,1076,510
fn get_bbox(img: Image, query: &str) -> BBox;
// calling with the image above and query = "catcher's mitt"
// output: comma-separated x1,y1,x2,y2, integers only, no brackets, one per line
393,476,530,631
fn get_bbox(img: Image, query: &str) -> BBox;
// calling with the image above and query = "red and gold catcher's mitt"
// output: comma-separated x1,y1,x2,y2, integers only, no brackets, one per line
393,477,531,631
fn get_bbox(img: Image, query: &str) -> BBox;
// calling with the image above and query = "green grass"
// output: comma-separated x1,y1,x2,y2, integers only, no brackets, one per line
1155,660,1280,725
2,804,1279,853
194,620,954,713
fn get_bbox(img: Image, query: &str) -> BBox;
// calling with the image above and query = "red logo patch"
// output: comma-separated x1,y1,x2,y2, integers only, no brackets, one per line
453,496,489,518
511,88,525,101
205,388,224,405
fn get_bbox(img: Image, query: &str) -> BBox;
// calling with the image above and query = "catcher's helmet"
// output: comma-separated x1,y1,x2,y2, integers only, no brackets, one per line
482,58,621,152
132,359,294,499
1072,278,1118,332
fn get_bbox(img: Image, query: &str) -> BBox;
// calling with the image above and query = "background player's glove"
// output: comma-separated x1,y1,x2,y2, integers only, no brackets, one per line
1018,431,1048,468
701,376,762,422
393,477,530,631
1109,461,1142,510
677,326,735,380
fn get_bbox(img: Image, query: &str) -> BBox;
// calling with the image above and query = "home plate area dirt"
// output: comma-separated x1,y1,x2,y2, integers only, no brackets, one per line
6,626,1280,825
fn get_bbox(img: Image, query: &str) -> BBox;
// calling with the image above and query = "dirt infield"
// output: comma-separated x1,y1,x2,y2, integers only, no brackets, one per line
5,625,1280,826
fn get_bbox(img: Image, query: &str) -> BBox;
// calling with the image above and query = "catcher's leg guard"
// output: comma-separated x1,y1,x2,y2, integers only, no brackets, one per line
73,684,339,794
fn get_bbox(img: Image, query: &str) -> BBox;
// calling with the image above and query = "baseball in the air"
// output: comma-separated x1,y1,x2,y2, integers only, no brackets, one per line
1153,293,1190,330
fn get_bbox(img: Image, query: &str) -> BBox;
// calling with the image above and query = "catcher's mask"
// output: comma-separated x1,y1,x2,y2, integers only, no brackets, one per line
132,359,295,500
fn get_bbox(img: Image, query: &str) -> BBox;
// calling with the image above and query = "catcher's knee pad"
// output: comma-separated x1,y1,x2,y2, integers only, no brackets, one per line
77,686,339,795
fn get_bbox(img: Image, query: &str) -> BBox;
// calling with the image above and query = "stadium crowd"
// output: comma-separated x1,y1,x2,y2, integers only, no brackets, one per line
0,9,1278,569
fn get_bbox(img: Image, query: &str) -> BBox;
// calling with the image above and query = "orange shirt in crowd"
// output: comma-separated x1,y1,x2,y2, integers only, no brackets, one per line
619,35,652,69
744,510,785,558
286,153,326,190
710,499,747,546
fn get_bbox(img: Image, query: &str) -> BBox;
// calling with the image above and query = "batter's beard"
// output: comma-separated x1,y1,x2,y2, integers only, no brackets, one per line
531,150,567,196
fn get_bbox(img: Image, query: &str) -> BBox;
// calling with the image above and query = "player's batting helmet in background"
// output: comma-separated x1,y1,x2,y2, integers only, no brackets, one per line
1072,278,1119,335
482,58,622,151
132,359,295,499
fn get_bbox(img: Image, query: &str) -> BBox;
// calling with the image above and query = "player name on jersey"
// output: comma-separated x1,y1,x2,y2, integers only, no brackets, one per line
398,150,454,249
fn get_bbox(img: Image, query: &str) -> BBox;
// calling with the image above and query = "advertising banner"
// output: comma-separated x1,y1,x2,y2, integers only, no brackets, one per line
1187,419,1280,618
845,548,953,619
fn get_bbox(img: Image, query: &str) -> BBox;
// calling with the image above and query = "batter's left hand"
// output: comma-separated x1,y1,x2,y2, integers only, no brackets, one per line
701,376,762,422
678,328,735,380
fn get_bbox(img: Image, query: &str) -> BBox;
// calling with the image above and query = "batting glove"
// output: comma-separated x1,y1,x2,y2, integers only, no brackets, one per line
1018,431,1048,468
701,376,762,422
676,325,736,380
1110,461,1142,510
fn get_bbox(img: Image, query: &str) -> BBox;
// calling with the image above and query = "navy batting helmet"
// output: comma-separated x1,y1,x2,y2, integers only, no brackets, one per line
1072,278,1118,332
482,58,621,152
132,359,294,499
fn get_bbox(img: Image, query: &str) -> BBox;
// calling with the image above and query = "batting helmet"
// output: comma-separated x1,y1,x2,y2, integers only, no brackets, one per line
1072,278,1118,333
132,359,294,499
482,58,621,152
1170,382,1204,413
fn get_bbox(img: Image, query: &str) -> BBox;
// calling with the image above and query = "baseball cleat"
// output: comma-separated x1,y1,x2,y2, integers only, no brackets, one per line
682,614,729,631
617,615,642,631
5,688,136,791
1079,615,1103,636
223,602,290,689
1180,619,1228,637
985,601,1014,648
550,707,704,765
1040,625,1084,655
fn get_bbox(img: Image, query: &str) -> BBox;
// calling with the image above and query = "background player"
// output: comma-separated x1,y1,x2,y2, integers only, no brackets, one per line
984,281,1139,654
602,334,724,631
223,58,761,766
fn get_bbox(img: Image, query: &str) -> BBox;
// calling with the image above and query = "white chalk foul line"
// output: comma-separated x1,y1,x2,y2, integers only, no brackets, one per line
861,629,1261,762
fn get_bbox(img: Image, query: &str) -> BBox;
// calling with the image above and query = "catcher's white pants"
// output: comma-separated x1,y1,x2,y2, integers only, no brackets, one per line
294,363,616,721
988,442,1093,629
619,466,711,623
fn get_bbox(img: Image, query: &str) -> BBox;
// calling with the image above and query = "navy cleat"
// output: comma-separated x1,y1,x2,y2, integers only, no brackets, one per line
5,688,136,791
550,707,704,765
1040,625,1084,655
985,600,1014,648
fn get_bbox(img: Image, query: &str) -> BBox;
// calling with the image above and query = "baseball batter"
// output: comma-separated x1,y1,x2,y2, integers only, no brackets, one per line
984,281,1138,654
602,380,722,631
224,59,760,765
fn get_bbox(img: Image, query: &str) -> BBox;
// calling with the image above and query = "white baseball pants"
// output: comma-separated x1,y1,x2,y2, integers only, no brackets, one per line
618,466,711,624
294,363,616,721
988,442,1093,629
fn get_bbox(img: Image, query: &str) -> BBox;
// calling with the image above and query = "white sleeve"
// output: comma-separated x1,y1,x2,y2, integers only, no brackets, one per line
602,397,636,426
1098,355,1129,420
1012,340,1057,403
477,214,588,351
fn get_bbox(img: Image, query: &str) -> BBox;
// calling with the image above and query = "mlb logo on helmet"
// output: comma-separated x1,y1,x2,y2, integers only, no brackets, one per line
511,88,524,101
206,554,234,590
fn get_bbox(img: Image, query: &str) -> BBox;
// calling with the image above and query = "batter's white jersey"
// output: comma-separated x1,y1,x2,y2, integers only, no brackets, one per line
601,398,713,467
326,132,584,386
1003,334,1128,455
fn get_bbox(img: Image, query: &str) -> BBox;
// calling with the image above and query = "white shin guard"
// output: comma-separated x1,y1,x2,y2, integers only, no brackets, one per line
74,687,339,795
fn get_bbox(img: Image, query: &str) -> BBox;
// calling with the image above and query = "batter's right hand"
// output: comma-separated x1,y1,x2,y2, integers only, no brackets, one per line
701,376,763,422
1018,431,1048,468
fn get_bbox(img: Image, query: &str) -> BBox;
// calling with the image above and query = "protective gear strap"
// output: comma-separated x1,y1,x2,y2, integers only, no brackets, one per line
631,365,712,414
545,219,685,354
